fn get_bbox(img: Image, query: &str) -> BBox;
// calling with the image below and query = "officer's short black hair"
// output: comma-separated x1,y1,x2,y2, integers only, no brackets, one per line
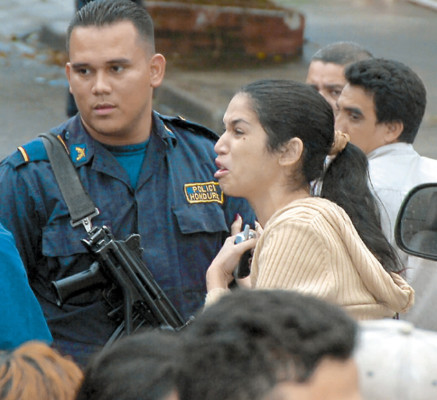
345,58,427,143
311,41,373,66
178,289,357,400
66,0,155,54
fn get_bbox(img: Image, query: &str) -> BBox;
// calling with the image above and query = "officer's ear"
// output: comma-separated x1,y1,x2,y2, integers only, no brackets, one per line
149,53,166,88
65,62,73,94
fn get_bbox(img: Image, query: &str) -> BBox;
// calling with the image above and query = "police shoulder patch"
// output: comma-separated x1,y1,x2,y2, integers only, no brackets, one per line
14,137,49,166
184,181,224,204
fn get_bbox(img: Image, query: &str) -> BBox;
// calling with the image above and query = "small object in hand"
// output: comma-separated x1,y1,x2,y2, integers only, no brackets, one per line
234,224,256,279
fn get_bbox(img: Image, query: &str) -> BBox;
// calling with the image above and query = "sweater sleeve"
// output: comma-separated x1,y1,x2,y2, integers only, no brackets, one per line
252,217,337,302
204,288,230,308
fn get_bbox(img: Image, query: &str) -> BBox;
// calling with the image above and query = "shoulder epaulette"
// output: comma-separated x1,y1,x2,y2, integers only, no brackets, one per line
159,114,219,141
8,137,48,168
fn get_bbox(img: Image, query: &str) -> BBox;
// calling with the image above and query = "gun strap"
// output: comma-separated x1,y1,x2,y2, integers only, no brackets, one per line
40,133,99,232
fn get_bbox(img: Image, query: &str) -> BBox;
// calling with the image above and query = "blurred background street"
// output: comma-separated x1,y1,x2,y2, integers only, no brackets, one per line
0,0,436,159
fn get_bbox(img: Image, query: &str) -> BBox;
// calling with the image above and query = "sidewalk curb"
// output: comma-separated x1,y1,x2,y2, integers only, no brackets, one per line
154,84,224,133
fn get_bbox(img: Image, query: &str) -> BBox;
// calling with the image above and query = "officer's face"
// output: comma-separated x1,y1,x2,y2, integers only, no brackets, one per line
66,21,166,145
214,93,282,203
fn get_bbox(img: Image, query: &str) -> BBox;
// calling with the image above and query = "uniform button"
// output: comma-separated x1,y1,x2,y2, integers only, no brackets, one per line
65,131,70,140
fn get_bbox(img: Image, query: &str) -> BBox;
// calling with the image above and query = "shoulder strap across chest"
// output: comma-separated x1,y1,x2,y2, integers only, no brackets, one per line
39,133,99,232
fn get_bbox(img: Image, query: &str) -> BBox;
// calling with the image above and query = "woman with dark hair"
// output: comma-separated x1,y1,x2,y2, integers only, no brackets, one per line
206,79,414,320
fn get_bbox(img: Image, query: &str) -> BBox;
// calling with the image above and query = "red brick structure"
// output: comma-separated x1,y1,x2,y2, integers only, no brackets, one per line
147,1,305,65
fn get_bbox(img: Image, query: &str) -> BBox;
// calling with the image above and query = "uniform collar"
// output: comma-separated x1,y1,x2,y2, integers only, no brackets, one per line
50,116,132,185
50,116,97,167
151,111,178,147
49,113,177,187
50,111,178,168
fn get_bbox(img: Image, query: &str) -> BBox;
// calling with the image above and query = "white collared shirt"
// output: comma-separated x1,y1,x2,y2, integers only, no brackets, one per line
369,142,437,330
368,142,437,252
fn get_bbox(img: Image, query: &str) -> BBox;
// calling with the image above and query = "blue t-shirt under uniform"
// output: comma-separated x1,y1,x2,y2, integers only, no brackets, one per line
103,140,149,189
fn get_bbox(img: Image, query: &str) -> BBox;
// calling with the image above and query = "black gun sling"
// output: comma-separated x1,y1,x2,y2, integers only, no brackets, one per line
39,133,99,232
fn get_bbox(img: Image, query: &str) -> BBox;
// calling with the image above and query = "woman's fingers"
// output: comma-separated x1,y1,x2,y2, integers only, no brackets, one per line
231,214,243,235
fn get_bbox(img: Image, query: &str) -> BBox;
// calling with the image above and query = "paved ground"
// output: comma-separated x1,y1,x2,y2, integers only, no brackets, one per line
0,0,436,159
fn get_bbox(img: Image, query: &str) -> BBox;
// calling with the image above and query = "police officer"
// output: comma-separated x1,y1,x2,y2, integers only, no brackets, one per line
67,0,144,117
0,0,254,366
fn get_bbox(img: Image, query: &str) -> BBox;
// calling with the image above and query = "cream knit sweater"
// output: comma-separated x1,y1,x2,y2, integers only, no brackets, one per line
207,197,414,320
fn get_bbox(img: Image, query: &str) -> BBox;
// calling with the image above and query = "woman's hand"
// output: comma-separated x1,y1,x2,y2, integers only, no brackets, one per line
206,216,257,291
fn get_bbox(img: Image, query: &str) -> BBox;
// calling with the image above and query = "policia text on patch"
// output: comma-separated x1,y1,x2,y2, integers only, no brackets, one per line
184,182,224,204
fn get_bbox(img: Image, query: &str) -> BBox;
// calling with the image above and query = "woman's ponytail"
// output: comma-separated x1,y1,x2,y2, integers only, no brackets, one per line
321,142,402,274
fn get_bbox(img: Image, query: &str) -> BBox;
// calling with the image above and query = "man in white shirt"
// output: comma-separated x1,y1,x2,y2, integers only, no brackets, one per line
335,58,437,330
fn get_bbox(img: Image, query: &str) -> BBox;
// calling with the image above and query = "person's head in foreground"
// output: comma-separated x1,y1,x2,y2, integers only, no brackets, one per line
306,41,373,110
76,329,180,400
336,58,426,154
178,289,361,400
0,341,83,400
355,319,437,400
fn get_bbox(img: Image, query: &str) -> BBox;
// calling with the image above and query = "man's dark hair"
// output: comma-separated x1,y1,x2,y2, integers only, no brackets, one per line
178,289,357,400
76,329,180,400
311,41,373,66
66,0,155,54
345,58,427,143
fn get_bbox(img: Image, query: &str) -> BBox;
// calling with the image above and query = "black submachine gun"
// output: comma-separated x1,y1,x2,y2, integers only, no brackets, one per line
52,225,189,344
41,133,190,346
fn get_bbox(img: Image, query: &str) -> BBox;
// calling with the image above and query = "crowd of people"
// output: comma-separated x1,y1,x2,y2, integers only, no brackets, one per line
0,0,436,399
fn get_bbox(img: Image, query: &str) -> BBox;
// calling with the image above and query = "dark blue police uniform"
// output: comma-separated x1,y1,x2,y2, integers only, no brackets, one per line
0,111,255,365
